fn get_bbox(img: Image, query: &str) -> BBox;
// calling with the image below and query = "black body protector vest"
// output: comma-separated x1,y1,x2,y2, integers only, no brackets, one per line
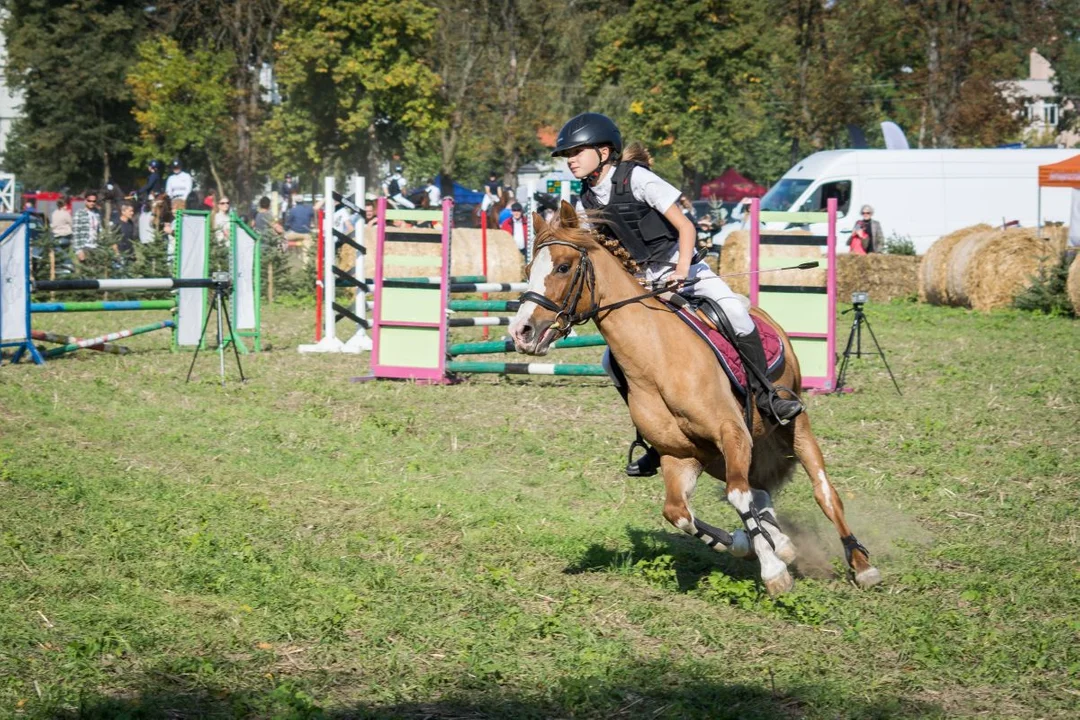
579,161,679,264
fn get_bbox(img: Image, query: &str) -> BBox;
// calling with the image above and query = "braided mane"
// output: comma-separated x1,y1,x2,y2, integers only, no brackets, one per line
545,215,640,276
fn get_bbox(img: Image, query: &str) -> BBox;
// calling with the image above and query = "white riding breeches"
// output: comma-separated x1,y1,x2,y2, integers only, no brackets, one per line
642,251,755,335
391,193,416,209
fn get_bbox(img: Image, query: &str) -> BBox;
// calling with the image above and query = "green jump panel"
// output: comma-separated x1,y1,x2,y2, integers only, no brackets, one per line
790,337,828,379
759,211,830,224
378,326,442,369
758,291,828,334
384,209,444,222
380,287,442,323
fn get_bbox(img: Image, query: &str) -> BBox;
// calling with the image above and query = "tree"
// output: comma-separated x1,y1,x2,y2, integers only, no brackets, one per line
587,1,781,193
126,36,235,198
144,0,285,207
262,0,444,187
1,0,147,190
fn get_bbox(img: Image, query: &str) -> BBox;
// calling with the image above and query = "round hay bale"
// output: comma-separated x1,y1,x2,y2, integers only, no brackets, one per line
719,230,750,295
1042,225,1069,255
1067,251,1080,315
718,230,816,296
837,254,920,302
966,228,1063,312
944,228,1000,307
918,224,992,305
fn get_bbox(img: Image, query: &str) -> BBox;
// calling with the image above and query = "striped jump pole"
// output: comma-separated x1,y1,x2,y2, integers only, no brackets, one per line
32,278,221,292
44,320,176,358
446,361,607,376
449,317,512,327
448,334,607,356
384,275,486,284
30,299,177,313
31,330,129,355
449,282,527,293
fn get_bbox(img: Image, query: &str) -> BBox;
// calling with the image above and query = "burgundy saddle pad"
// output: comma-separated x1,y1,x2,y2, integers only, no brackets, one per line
667,303,785,396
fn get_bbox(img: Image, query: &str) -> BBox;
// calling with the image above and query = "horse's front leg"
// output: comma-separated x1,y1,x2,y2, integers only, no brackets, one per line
718,419,794,596
659,455,736,554
791,413,881,588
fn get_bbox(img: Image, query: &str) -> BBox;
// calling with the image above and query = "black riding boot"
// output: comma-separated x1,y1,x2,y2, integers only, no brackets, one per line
615,382,661,477
736,328,803,424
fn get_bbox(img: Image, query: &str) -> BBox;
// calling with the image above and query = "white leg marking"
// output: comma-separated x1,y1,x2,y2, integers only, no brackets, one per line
817,469,835,514
728,488,787,581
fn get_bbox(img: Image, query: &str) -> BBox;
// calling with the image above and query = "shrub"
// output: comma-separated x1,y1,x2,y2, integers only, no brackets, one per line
1012,251,1075,317
884,233,916,256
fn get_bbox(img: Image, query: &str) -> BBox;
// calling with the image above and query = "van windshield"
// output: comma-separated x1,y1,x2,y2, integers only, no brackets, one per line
760,179,812,212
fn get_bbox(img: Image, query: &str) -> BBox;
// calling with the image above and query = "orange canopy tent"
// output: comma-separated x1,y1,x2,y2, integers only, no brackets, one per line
1037,153,1080,237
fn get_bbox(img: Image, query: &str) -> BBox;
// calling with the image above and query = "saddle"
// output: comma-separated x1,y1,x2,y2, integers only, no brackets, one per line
663,295,785,398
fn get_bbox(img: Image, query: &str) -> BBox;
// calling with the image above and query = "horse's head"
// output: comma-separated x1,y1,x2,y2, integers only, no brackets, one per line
509,201,601,355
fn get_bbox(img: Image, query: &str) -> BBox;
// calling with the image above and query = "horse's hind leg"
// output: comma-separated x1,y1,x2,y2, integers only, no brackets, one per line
791,413,881,588
718,420,793,596
660,455,736,554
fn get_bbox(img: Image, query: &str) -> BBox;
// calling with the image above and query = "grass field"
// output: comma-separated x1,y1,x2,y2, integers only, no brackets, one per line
1,299,1077,719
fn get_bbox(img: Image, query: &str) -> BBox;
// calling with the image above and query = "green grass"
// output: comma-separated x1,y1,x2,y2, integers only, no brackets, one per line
1,300,1077,719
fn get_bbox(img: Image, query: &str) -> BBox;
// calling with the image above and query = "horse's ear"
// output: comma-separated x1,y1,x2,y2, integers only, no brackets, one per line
558,200,579,229
532,211,546,236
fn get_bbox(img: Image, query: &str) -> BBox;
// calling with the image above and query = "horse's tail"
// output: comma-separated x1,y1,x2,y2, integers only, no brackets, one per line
621,142,653,168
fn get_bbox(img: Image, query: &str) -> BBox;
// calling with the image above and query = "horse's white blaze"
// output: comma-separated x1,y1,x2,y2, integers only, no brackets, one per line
509,246,553,345
817,470,835,514
728,488,787,580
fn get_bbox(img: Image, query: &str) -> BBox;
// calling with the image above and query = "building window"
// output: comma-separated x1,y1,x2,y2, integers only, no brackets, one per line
1043,103,1059,127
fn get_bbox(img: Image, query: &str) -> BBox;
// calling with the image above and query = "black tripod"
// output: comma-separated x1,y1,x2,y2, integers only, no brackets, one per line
834,301,901,395
185,276,246,386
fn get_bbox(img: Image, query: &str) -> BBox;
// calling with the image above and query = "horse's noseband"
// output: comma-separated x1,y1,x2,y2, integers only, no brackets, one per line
518,241,598,338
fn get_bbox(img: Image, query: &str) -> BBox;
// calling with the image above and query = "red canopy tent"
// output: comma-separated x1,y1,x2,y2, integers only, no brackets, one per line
1036,154,1080,237
700,168,766,202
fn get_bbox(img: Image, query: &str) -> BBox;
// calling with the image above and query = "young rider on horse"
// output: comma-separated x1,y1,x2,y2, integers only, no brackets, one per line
551,112,803,477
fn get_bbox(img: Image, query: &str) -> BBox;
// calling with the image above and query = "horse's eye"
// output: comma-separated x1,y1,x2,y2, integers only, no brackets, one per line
556,263,571,274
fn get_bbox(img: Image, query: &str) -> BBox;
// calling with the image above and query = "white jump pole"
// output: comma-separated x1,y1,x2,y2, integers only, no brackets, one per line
343,173,372,352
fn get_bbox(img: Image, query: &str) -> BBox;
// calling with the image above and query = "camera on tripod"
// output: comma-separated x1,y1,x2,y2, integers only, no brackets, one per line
212,270,231,285
851,290,868,306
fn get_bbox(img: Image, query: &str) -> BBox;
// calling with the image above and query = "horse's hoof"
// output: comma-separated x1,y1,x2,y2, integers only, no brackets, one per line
730,529,753,558
763,568,794,597
854,567,882,589
772,536,797,565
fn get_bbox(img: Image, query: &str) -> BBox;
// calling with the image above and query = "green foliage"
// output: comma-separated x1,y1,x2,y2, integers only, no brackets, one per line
126,36,237,193
1,0,148,190
263,0,445,179
884,233,917,256
587,1,781,188
1012,251,1076,317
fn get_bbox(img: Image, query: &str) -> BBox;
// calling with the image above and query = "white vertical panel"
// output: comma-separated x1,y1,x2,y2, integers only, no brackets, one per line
234,220,256,329
177,213,208,347
0,221,28,342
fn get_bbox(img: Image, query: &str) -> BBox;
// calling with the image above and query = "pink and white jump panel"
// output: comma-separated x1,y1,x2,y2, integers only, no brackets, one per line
749,199,838,391
370,198,453,381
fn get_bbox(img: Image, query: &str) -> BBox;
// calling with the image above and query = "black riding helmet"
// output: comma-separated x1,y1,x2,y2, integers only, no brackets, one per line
552,112,623,157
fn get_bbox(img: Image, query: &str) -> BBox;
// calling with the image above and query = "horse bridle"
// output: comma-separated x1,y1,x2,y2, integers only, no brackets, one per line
518,239,697,340
518,240,599,338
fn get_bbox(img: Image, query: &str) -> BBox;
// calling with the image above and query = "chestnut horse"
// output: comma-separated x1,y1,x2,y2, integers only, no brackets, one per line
509,202,881,595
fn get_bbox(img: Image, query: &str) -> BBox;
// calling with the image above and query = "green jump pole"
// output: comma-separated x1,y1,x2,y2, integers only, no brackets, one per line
449,299,520,312
446,361,607,376
384,275,486,284
30,299,177,313
448,334,607,356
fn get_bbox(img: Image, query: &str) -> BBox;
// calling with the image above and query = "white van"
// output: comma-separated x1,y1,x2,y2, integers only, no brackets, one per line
754,149,1079,253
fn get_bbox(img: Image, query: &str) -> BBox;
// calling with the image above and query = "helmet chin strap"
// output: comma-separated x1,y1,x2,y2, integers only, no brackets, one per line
587,148,616,185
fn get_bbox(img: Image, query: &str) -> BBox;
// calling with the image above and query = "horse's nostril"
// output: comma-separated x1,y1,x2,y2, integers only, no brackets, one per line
520,323,533,341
